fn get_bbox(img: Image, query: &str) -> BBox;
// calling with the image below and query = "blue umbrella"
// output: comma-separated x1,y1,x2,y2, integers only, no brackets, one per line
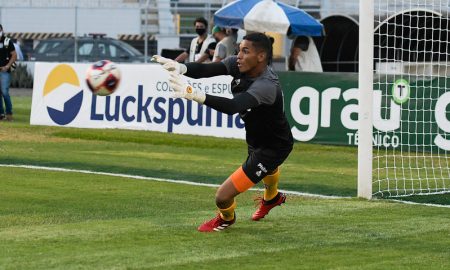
214,0,323,36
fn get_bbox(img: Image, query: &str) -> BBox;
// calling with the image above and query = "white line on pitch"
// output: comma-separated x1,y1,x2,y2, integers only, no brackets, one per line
3,164,450,208
0,163,346,199
387,199,450,209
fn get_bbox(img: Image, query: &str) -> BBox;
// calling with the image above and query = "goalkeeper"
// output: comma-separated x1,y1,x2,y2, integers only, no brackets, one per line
153,32,293,232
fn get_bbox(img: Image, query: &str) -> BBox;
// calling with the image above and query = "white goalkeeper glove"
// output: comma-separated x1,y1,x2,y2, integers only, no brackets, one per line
168,72,206,104
151,55,187,75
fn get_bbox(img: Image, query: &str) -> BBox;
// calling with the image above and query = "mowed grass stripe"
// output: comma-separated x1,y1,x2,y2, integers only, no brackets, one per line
0,164,347,200
0,96,359,197
1,167,450,269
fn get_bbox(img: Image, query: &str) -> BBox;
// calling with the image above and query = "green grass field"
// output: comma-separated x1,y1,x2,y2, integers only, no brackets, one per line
1,95,449,269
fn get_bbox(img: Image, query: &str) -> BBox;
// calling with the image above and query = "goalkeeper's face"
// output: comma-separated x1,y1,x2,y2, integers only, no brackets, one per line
237,40,267,75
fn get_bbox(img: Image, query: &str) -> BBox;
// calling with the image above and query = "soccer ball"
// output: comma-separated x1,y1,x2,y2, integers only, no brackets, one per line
86,60,121,96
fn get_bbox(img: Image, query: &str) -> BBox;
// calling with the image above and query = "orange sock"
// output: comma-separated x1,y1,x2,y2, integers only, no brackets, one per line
219,200,236,221
263,168,280,201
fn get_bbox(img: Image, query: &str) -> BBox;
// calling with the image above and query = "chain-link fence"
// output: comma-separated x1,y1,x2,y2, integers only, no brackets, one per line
3,0,447,75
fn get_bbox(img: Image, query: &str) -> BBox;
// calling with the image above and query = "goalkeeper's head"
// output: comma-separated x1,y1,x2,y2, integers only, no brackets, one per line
237,32,273,76
243,32,273,65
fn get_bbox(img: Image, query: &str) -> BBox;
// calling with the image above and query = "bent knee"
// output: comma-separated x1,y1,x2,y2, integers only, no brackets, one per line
216,192,233,205
215,192,233,207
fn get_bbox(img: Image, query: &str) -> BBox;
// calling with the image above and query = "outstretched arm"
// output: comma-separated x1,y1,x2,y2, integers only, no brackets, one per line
168,72,258,115
153,55,228,78
185,62,228,79
204,92,259,115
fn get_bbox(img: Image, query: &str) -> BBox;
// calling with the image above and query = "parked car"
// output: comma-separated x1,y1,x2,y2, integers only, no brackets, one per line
29,35,150,63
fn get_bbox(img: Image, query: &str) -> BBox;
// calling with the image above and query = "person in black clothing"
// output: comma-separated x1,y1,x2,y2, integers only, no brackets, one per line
153,32,293,232
0,24,17,121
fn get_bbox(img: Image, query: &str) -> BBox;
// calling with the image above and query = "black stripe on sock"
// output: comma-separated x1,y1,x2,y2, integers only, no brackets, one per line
264,192,280,205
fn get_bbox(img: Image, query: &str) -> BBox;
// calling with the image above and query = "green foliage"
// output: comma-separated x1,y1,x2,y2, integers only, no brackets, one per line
10,63,33,88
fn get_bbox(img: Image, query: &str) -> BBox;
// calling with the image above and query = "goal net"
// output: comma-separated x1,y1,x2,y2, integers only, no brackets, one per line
359,0,450,198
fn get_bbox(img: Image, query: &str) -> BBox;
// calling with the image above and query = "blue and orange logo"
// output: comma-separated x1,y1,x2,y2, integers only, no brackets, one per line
43,64,84,125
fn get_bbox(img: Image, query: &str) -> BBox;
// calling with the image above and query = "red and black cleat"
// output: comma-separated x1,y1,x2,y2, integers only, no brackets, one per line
198,213,236,232
252,192,286,221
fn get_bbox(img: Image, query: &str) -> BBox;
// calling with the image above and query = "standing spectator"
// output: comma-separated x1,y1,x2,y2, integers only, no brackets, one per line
211,26,236,62
175,17,215,63
0,24,17,121
288,36,322,72
227,28,246,55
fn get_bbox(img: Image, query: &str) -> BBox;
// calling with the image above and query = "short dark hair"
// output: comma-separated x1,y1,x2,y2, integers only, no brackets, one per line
293,36,310,51
243,32,273,64
0,24,3,30
207,42,217,50
194,17,208,28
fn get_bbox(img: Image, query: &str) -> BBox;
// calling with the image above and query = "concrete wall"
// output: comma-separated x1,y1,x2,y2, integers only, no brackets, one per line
0,7,141,38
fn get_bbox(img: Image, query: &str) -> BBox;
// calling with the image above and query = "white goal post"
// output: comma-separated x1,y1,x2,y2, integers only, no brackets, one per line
358,0,450,199
358,0,375,199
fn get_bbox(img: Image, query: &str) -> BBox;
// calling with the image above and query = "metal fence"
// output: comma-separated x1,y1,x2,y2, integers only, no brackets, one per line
3,0,448,68
0,0,139,7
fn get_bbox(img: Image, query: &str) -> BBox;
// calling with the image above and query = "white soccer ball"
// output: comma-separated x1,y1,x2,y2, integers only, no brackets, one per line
86,60,121,96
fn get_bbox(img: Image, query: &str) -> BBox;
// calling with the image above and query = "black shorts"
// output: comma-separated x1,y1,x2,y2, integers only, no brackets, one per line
241,145,292,184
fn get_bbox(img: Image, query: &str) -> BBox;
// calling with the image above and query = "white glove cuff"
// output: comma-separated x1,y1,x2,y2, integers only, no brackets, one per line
179,64,187,75
193,91,206,104
186,85,206,104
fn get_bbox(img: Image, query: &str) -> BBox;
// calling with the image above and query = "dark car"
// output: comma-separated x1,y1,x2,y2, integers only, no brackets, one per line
29,35,150,63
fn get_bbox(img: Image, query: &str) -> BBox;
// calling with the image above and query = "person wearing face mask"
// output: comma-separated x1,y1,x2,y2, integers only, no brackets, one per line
0,24,17,121
211,26,236,62
174,17,215,63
